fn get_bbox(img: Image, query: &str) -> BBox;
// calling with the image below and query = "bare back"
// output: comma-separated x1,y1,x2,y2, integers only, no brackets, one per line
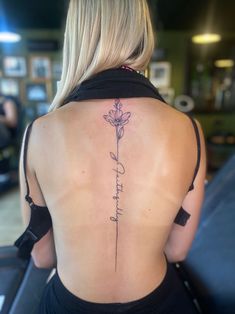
28,97,201,302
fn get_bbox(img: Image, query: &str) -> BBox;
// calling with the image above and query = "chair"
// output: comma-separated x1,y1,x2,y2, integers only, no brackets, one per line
180,153,235,314
0,246,51,314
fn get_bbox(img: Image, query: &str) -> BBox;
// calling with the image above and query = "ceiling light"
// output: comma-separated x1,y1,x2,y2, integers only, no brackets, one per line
214,59,234,68
0,31,21,43
192,33,221,44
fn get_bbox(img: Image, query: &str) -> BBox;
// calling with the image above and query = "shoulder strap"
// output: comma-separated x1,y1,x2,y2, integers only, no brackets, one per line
15,118,53,259
187,116,201,191
22,120,35,203
174,117,201,226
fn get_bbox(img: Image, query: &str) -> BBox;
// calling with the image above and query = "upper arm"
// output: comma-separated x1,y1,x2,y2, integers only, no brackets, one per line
165,119,207,262
19,120,56,268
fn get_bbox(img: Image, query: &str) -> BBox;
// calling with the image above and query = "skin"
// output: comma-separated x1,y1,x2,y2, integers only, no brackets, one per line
19,97,206,303
0,98,18,128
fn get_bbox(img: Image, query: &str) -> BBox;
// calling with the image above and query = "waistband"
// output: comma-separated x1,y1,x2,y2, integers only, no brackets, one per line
51,260,179,313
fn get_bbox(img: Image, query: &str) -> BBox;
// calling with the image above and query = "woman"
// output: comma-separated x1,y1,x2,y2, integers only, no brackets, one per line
0,95,19,179
17,0,206,313
0,95,18,148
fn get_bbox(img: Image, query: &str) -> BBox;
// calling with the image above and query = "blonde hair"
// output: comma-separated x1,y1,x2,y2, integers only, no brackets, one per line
48,0,154,112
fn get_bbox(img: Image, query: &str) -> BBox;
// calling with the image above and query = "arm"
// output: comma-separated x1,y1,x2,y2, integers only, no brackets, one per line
19,121,57,269
164,120,207,262
0,99,18,128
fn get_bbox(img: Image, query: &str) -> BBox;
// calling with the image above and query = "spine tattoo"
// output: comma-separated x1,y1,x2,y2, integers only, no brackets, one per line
103,99,131,271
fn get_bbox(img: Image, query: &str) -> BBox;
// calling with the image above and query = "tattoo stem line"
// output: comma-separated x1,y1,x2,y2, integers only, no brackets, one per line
103,99,131,271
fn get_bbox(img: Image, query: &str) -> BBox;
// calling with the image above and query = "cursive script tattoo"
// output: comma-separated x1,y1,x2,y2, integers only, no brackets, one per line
103,99,131,271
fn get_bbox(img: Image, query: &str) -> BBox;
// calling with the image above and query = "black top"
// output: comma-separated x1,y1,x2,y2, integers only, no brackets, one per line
14,67,201,258
0,102,5,116
63,68,166,104
0,96,19,138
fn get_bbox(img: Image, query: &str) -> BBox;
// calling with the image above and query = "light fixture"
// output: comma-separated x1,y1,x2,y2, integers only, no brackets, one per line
192,33,221,44
0,6,21,43
0,31,21,43
214,59,234,68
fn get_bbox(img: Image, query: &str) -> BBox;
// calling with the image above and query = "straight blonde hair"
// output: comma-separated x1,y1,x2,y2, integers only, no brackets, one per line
48,0,154,112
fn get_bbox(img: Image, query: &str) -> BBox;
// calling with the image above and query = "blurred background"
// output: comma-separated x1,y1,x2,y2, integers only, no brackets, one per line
0,0,234,245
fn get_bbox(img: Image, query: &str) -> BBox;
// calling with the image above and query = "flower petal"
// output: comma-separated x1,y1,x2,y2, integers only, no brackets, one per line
122,119,129,126
103,115,115,126
121,112,131,122
115,99,122,110
109,110,116,119
115,109,123,120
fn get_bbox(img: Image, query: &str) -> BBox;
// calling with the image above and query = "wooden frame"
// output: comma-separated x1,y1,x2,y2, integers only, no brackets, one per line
3,56,27,77
30,56,52,80
149,62,171,88
0,78,20,97
52,60,62,80
25,82,48,102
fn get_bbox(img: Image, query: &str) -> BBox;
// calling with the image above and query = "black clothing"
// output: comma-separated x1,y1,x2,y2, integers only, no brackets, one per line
38,258,198,314
63,68,166,104
0,101,5,116
0,96,18,138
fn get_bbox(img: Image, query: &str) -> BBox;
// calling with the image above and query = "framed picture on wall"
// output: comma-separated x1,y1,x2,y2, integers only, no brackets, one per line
30,56,51,80
52,61,62,79
0,78,20,96
26,83,48,102
3,56,27,77
149,62,171,88
158,87,175,105
37,102,50,116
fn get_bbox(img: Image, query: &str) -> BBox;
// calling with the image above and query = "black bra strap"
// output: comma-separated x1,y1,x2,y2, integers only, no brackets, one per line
23,120,35,200
174,206,191,226
187,116,201,191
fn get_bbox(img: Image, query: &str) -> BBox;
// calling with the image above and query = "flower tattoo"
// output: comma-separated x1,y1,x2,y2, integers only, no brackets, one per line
103,99,131,140
103,99,131,272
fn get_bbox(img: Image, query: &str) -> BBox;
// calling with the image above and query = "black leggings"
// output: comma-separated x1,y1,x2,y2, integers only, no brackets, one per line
38,261,198,314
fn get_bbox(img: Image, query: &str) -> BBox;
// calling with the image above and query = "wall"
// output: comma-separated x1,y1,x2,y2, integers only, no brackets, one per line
157,31,189,96
0,29,63,116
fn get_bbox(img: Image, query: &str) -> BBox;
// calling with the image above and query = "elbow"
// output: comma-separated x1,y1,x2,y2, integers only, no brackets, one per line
32,251,56,269
164,245,188,263
31,230,57,269
166,251,187,263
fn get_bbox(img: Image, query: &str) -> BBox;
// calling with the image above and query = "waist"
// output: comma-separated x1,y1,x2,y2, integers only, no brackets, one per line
50,257,178,313
55,253,167,303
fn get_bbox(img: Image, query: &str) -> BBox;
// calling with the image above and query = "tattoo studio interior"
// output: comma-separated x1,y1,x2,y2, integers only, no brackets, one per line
0,0,235,313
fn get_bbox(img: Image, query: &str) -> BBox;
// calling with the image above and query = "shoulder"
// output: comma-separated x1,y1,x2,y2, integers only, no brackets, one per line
167,104,202,136
31,109,60,135
153,98,195,132
154,100,206,156
26,110,59,154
